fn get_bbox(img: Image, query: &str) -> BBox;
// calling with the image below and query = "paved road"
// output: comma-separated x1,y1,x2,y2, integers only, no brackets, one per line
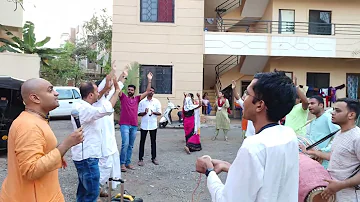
0,120,244,202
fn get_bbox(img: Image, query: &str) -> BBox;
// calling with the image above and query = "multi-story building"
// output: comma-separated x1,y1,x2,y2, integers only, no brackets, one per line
0,0,40,80
113,0,360,115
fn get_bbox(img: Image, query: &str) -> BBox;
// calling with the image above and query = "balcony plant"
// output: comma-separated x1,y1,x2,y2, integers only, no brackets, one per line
0,21,63,66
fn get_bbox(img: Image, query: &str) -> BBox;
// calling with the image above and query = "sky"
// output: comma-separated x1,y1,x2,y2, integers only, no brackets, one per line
22,0,112,48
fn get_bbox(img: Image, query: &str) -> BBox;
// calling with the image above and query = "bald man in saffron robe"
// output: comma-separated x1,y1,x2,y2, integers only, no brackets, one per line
0,78,84,202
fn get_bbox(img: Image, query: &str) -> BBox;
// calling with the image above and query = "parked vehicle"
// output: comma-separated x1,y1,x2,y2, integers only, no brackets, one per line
159,97,183,128
49,86,81,117
0,77,25,151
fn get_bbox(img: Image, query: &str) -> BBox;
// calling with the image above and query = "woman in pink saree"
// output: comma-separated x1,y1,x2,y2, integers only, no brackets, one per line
183,93,202,154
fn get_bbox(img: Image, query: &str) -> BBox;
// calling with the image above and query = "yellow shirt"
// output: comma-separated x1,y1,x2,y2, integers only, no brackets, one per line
285,103,309,136
0,111,64,202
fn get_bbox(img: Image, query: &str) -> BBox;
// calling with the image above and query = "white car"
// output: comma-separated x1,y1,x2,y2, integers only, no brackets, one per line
49,86,81,117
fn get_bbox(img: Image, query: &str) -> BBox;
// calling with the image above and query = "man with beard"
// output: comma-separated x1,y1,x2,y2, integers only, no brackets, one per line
195,71,299,202
71,75,121,202
119,72,153,172
0,78,84,202
299,95,340,169
303,98,360,201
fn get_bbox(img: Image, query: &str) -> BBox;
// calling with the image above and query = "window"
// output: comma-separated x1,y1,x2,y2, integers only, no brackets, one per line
308,10,332,35
285,71,293,80
72,89,81,99
140,65,173,94
279,9,295,34
140,0,174,23
306,73,330,97
56,89,74,100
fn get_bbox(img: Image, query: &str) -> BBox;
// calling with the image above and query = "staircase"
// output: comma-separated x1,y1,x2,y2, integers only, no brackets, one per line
215,0,244,31
203,89,217,116
215,55,239,91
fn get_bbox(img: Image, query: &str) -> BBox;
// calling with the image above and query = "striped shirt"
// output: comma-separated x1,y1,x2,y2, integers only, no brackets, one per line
328,126,360,201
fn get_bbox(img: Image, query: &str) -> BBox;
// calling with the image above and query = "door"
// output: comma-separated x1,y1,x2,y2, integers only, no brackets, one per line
279,9,295,34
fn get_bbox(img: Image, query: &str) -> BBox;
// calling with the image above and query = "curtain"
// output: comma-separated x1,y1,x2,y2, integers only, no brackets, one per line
347,75,359,99
157,0,173,22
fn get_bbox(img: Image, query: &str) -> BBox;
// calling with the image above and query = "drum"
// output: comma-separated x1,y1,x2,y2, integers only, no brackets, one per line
299,153,335,202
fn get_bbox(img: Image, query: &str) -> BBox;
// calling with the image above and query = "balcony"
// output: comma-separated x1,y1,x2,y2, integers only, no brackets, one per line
204,19,360,59
0,52,40,80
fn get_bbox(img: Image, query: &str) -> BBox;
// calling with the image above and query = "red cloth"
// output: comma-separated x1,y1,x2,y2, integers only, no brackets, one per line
157,0,173,22
217,98,231,114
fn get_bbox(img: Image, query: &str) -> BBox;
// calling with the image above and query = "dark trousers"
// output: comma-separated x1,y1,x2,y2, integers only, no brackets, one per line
139,129,157,161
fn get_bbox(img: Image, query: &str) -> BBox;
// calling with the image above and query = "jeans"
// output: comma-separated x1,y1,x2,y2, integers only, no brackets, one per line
120,125,137,166
73,158,100,202
139,129,157,161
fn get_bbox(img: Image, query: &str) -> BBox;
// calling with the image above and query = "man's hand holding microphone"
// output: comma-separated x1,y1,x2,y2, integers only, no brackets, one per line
56,126,84,168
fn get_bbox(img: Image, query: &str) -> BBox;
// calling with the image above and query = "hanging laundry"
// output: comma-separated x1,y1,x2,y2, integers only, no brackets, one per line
320,88,329,97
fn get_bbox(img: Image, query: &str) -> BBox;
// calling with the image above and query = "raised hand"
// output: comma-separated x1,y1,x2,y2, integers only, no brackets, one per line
113,77,120,91
293,75,298,86
147,72,153,81
231,80,236,89
123,67,128,78
105,74,112,89
196,93,200,98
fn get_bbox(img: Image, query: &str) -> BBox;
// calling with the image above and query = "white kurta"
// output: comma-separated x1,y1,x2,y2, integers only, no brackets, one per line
207,125,299,202
93,78,124,187
236,98,255,137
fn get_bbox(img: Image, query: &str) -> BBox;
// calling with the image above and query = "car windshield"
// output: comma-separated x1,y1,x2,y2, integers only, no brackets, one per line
56,89,73,100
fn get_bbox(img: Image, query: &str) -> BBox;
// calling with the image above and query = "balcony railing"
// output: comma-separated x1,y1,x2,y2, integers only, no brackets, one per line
204,19,360,36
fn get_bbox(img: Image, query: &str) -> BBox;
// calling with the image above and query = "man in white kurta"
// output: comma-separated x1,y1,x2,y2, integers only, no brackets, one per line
94,70,126,193
196,72,299,202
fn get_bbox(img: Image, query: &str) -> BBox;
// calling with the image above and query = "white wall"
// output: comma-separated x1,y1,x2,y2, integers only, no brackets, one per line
0,0,23,28
0,52,40,80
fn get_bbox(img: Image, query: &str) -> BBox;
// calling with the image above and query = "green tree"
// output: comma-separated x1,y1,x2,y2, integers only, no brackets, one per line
74,8,112,74
0,21,62,66
40,42,83,85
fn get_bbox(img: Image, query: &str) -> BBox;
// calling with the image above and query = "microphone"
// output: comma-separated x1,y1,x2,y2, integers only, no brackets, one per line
71,109,81,128
71,109,84,162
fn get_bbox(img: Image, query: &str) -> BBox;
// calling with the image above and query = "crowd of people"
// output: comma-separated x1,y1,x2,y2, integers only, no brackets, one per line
196,71,360,202
0,63,359,202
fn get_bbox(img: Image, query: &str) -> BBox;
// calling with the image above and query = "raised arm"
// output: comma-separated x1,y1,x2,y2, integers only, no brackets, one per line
232,80,240,101
232,80,244,109
106,79,124,101
108,77,122,107
293,76,309,110
117,67,129,97
140,72,153,100
98,64,116,94
98,75,112,99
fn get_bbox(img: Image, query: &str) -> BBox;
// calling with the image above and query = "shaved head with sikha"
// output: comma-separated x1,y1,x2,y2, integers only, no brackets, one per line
21,78,59,114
